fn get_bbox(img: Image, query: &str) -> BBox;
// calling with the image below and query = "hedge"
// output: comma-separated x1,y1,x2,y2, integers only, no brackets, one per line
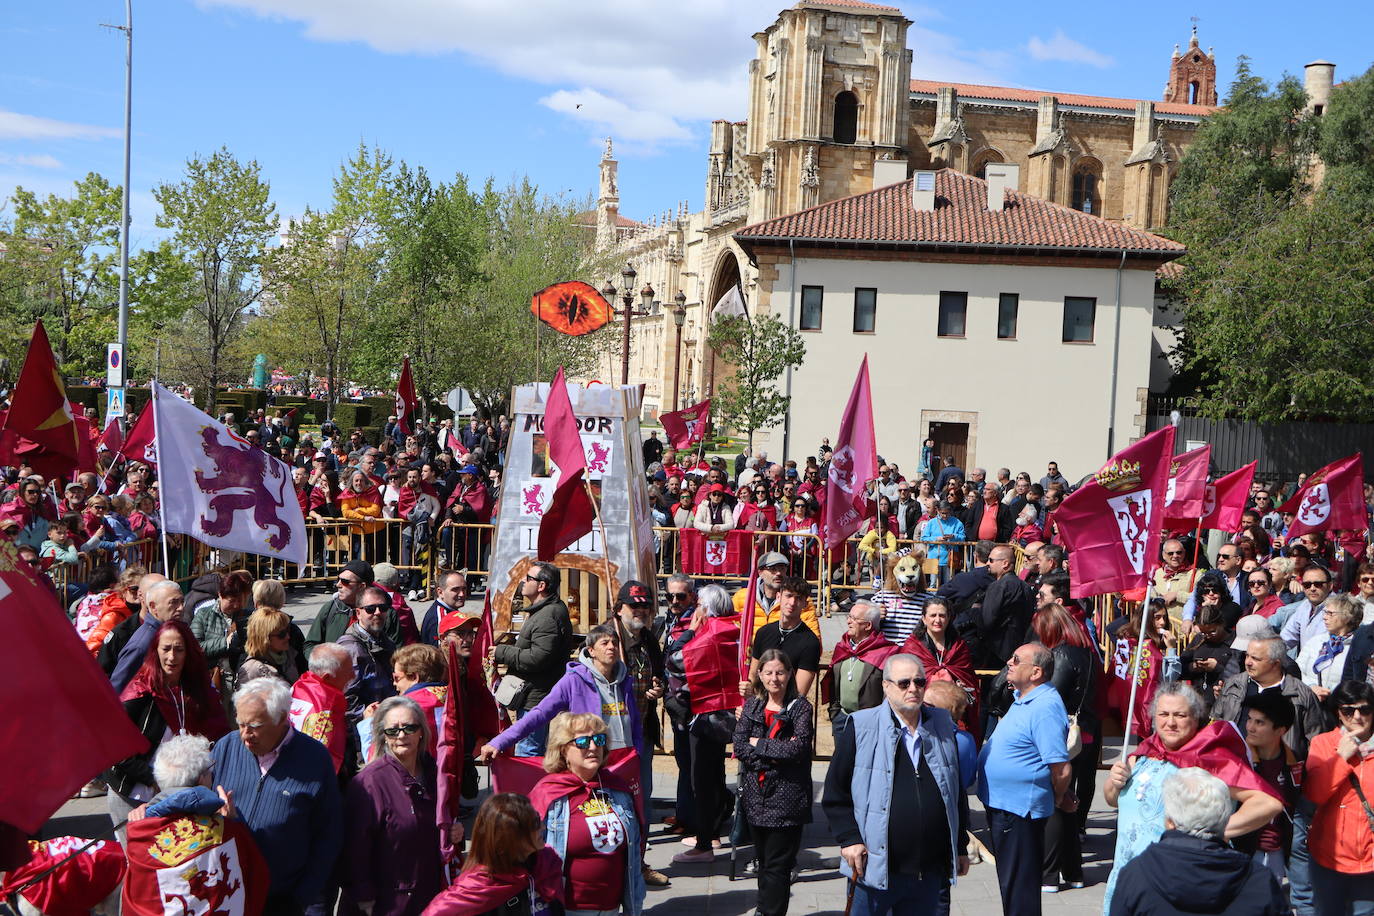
331,402,371,431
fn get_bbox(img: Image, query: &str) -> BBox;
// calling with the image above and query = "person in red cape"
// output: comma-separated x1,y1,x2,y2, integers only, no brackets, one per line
900,596,979,736
0,835,125,916
438,610,501,756
108,620,228,841
528,712,646,916
122,734,270,916
393,643,448,757
824,600,899,737
421,793,563,916
1102,682,1283,911
290,643,354,774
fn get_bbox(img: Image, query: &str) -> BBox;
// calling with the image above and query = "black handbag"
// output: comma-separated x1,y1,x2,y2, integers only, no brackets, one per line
690,709,738,744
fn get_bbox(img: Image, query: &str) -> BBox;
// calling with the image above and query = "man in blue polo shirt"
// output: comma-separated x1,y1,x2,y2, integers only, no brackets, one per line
977,643,1072,916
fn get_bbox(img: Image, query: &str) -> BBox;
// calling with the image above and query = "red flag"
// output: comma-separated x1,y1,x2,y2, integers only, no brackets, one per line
660,399,711,450
288,672,347,774
738,556,760,680
1162,444,1211,526
396,357,419,436
683,614,743,714
0,321,80,462
1052,426,1176,598
436,639,465,864
823,357,878,550
117,402,157,467
123,813,270,915
0,543,148,833
1279,453,1365,538
537,367,596,561
677,528,752,575
97,415,124,455
1199,461,1258,532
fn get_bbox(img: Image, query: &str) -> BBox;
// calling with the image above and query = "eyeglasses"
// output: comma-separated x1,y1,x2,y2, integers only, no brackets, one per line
524,574,544,585
668,592,692,603
358,603,389,615
1360,576,1374,584
1201,586,1220,594
1302,580,1331,589
271,629,290,639
885,676,928,691
382,723,422,737
1217,553,1238,560
1247,580,1268,588
338,576,361,586
569,733,608,750
1163,550,1184,556
1338,705,1373,717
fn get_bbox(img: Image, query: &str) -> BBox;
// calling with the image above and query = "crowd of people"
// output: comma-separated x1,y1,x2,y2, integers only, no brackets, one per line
5,412,1374,916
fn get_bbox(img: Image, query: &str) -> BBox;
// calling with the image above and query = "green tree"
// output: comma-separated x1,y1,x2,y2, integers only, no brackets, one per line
706,312,806,449
0,173,122,371
1164,60,1374,421
154,147,277,408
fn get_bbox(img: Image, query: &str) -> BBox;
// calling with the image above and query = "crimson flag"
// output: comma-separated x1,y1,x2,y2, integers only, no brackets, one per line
1,321,80,462
823,357,878,550
1199,461,1258,532
436,639,465,864
738,556,760,680
123,812,270,915
396,357,419,436
97,414,124,455
491,748,643,816
1162,444,1211,526
0,542,148,833
536,367,596,561
660,399,711,450
117,401,157,467
683,614,742,715
1052,426,1175,598
1279,453,1365,539
677,528,752,575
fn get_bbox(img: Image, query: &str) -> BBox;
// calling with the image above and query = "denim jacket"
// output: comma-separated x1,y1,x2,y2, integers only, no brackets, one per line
542,786,645,915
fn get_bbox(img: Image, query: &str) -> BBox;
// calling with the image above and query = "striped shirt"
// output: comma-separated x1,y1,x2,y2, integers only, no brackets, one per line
872,589,928,644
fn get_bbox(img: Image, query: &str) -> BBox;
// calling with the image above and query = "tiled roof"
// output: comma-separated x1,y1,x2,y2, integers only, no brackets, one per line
910,78,1216,117
735,169,1186,257
796,0,904,12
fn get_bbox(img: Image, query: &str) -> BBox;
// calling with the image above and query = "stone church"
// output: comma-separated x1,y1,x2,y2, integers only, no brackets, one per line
587,0,1333,465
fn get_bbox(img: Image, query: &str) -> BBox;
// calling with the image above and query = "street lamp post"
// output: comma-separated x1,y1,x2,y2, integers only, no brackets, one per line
671,291,687,411
601,264,654,386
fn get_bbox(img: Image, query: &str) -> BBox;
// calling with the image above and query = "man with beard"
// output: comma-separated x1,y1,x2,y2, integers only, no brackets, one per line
338,586,397,769
304,559,375,653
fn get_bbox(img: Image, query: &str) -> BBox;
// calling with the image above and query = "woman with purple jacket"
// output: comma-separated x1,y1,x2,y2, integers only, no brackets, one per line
340,695,448,916
478,623,642,761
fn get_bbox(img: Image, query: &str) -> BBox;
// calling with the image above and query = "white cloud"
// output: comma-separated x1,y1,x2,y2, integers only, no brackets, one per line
540,89,693,145
0,152,63,169
0,110,121,141
1026,30,1113,68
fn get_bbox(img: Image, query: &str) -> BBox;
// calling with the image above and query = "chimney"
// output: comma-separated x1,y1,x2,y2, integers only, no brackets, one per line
984,162,1019,212
911,170,937,212
873,157,907,187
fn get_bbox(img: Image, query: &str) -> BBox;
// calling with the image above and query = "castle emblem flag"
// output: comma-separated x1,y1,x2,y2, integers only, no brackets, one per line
660,399,711,450
1278,453,1365,539
151,383,307,566
1052,426,1175,598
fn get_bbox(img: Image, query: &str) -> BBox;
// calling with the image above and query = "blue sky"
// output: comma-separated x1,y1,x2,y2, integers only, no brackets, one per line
3,0,1369,248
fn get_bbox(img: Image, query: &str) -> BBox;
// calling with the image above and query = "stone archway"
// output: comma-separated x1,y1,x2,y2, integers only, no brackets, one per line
704,249,744,399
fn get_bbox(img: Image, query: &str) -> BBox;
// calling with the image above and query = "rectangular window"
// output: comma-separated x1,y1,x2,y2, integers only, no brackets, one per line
853,287,876,333
997,293,1019,340
937,291,967,338
800,285,824,330
1063,296,1097,343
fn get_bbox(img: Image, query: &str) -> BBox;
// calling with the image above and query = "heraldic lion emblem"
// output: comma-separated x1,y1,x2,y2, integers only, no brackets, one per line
193,426,293,551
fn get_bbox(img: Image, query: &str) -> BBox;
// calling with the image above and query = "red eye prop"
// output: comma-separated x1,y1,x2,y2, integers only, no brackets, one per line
531,281,613,336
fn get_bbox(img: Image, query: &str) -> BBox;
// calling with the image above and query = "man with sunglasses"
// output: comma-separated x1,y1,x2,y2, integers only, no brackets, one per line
978,643,1072,913
823,653,969,915
1153,538,1201,627
304,559,375,655
490,561,573,756
1213,634,1325,759
1280,569,1336,654
338,585,398,766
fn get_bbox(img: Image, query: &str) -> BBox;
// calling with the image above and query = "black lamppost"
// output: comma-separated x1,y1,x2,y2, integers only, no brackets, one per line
671,291,687,410
601,263,654,386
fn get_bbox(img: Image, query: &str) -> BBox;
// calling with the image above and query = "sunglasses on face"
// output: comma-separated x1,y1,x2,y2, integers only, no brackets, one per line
358,603,389,615
1360,576,1374,584
1201,587,1220,594
1339,705,1373,717
1303,580,1330,589
885,676,928,691
382,723,422,737
668,592,692,603
569,733,608,750
1217,553,1238,560
1163,550,1183,556
338,576,361,586
1248,580,1268,588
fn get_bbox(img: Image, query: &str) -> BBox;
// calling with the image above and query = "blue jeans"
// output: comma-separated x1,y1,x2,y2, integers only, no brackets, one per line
671,720,696,832
1289,798,1315,914
515,710,549,757
849,872,944,916
1311,861,1374,916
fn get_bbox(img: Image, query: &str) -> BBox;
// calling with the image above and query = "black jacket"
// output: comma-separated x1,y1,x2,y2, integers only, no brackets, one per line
492,595,573,710
1108,831,1286,916
1049,644,1097,728
97,611,143,675
978,574,1034,670
107,693,167,798
961,500,1014,544
1343,622,1374,684
733,696,814,828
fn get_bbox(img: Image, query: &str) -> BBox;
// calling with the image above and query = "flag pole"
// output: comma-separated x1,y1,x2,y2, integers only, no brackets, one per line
150,383,172,579
583,478,617,628
1119,574,1158,756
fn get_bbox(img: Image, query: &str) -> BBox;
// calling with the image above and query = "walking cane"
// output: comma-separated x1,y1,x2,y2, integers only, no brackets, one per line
843,877,857,916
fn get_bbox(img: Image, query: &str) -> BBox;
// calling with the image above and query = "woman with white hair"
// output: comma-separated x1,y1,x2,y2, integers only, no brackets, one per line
1297,592,1362,702
339,695,445,916
1108,768,1287,914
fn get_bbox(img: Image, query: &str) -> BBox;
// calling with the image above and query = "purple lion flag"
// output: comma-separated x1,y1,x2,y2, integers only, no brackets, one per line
151,382,307,566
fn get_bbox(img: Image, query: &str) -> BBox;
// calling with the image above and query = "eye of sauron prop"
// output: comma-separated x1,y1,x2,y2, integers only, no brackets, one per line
530,281,613,336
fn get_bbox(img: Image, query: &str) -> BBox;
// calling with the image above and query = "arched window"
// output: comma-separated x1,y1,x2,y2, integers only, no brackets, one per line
973,151,1004,179
833,91,858,144
1189,80,1200,104
1071,166,1100,214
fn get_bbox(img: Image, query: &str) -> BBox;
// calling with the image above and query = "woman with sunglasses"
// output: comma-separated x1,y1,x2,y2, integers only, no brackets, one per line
1247,567,1286,618
731,648,813,916
529,712,646,916
1304,680,1374,913
1297,593,1363,703
739,482,779,532
341,695,446,916
1189,570,1243,630
235,606,300,685
1354,561,1374,625
780,498,819,581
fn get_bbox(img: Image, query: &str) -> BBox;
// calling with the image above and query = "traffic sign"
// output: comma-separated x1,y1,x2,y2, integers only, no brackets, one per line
446,387,476,416
106,343,125,387
106,386,126,419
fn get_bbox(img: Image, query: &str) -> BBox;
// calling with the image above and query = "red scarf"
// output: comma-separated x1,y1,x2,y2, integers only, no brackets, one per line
830,631,899,670
120,672,228,742
529,769,633,819
1134,720,1282,801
